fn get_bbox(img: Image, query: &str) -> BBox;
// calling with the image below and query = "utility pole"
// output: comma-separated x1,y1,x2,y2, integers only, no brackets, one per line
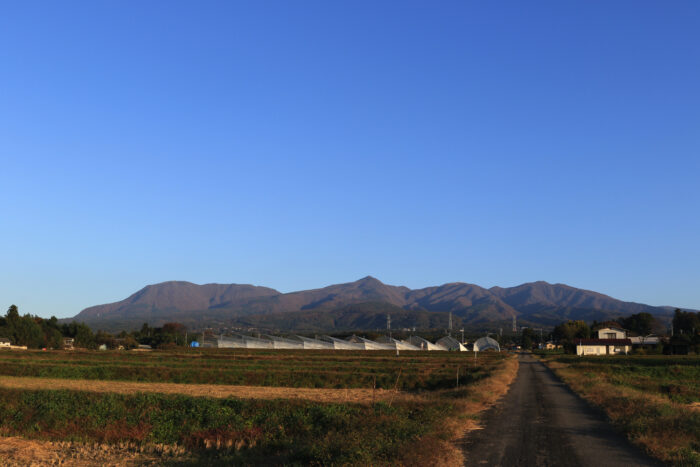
387,314,391,339
448,312,453,336
460,328,464,344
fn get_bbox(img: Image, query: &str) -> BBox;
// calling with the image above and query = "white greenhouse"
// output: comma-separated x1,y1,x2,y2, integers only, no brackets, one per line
436,335,467,351
473,336,500,352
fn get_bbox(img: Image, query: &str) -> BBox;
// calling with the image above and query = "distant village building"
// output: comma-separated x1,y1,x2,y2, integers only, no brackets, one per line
0,337,11,348
576,326,631,356
63,338,74,350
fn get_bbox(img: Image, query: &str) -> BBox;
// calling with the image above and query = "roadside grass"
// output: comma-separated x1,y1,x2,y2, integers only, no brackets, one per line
0,350,518,465
539,355,700,466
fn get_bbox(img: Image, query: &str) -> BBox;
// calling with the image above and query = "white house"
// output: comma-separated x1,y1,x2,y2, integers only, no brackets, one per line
596,326,627,340
0,337,11,348
576,326,632,356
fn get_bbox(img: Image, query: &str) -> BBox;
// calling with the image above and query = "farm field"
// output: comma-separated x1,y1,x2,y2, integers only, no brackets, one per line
0,348,517,466
0,348,500,390
537,353,700,466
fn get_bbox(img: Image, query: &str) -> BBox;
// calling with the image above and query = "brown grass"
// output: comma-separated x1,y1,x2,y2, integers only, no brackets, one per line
0,436,185,466
0,375,422,404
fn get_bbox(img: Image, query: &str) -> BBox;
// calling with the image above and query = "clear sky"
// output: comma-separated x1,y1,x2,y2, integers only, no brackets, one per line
1,1,698,318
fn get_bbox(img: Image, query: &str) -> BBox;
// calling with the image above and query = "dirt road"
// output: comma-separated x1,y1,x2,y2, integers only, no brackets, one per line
462,353,662,466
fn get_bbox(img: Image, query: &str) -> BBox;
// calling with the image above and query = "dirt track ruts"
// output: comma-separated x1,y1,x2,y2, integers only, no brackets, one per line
0,375,415,404
461,353,662,467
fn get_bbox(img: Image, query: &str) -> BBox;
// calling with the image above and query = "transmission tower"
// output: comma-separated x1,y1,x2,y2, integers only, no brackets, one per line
448,312,453,336
387,314,391,339
512,315,517,333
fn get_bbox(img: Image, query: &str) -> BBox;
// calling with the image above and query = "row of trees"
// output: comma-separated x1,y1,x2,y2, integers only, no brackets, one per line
671,309,700,353
0,305,195,350
0,305,67,349
546,309,700,354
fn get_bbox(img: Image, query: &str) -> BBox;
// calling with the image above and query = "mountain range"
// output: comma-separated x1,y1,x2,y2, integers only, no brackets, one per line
69,277,683,332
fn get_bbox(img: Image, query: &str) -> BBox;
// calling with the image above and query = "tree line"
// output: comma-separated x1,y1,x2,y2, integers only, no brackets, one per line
0,305,196,350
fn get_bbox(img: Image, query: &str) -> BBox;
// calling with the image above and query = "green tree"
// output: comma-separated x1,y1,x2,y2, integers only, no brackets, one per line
618,312,656,336
673,309,700,337
95,330,117,349
61,322,96,349
553,320,591,353
13,315,43,347
520,328,538,350
6,305,19,322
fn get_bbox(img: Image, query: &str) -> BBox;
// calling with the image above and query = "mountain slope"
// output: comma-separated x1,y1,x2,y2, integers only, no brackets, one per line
77,281,281,321
69,277,680,332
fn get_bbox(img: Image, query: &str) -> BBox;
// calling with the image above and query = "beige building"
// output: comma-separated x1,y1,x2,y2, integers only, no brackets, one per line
576,326,631,356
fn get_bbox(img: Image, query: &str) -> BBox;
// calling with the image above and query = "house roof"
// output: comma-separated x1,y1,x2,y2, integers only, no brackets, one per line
0,337,11,343
596,326,627,333
592,321,626,330
577,339,632,345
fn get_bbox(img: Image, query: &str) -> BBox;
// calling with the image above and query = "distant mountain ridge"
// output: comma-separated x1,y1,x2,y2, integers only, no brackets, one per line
71,276,682,332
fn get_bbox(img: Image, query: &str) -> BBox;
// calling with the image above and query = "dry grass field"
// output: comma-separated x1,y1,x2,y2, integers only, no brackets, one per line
0,375,424,404
0,348,517,466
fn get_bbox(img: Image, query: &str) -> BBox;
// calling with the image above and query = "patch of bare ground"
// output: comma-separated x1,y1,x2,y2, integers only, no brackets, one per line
0,436,187,466
434,354,519,466
0,375,422,404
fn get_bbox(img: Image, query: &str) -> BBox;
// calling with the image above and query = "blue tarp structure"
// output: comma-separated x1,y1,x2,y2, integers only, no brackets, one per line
190,341,200,347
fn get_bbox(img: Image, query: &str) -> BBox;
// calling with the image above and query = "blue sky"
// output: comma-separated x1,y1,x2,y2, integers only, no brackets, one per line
1,1,698,318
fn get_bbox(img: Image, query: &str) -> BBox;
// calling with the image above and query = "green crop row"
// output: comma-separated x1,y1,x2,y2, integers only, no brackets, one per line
0,388,454,465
